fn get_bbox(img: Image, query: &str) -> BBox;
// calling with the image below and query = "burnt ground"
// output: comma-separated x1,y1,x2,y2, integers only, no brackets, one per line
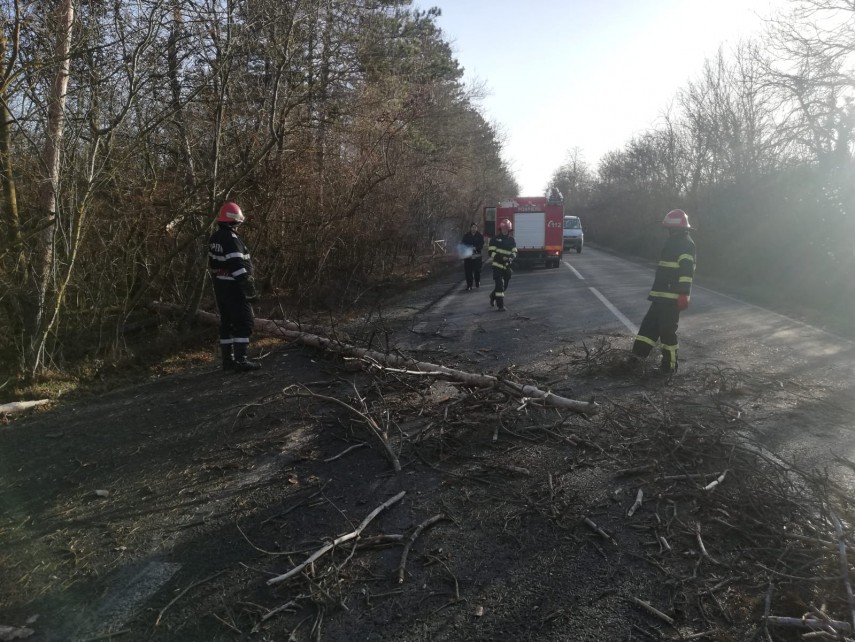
2,273,855,641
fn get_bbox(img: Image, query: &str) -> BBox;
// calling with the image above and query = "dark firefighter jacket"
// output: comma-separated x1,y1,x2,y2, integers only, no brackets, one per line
208,225,253,282
648,233,695,303
488,234,517,272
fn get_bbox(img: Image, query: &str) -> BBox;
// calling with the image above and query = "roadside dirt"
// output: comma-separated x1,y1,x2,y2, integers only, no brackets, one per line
2,272,854,642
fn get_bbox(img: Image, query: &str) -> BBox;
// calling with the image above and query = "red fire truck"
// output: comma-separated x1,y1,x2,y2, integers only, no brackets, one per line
483,193,564,269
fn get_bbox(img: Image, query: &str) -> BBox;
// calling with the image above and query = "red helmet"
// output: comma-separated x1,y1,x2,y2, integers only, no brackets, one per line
216,201,245,224
662,209,691,229
498,218,512,232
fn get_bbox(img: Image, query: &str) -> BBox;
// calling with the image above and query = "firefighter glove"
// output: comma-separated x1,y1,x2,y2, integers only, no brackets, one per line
240,276,259,301
677,294,689,311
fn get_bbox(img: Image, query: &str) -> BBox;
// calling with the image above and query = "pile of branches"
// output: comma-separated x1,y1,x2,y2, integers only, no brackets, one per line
604,405,855,639
157,313,855,640
576,345,855,640
268,338,855,640
235,359,598,636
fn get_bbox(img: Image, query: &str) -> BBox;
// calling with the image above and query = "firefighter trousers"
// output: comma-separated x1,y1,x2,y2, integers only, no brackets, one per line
490,267,511,309
213,279,255,348
631,300,680,371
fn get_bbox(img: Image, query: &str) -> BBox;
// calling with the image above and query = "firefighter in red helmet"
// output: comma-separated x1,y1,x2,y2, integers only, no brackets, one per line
630,209,696,373
208,201,261,371
488,218,517,311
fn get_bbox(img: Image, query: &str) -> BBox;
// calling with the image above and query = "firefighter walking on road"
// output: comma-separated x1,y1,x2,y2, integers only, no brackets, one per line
630,209,696,373
488,218,517,312
208,201,261,372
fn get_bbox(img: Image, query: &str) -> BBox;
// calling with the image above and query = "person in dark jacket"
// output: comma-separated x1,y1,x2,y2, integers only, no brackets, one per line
208,201,261,372
461,222,484,290
488,218,517,311
631,209,696,373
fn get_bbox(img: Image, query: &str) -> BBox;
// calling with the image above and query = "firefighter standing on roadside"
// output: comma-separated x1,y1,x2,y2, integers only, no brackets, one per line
488,218,517,312
461,222,484,291
630,209,696,373
208,201,261,372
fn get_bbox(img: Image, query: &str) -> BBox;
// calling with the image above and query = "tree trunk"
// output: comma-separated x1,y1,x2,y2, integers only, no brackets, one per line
167,0,197,191
0,42,21,250
169,0,207,336
152,302,600,415
23,0,74,375
0,29,25,368
315,0,334,210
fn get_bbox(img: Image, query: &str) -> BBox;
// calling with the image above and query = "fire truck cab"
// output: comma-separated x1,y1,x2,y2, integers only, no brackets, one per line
483,190,564,269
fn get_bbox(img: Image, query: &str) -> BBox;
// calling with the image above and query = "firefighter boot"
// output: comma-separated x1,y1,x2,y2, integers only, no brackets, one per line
490,292,495,307
658,362,678,375
658,355,677,375
221,344,236,371
233,343,261,372
659,346,678,374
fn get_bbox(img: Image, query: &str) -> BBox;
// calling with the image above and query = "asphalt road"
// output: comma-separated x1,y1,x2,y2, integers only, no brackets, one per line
5,247,853,640
406,246,855,480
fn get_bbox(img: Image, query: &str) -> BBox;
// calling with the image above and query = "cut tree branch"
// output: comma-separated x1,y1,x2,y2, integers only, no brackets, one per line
397,513,445,584
0,399,50,414
267,491,406,586
284,385,400,472
150,303,598,415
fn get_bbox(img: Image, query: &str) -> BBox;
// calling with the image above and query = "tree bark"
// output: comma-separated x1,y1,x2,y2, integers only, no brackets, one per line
0,35,20,250
24,0,74,375
0,26,24,363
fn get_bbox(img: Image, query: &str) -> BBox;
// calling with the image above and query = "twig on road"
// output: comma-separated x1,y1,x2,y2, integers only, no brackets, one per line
397,514,446,584
155,570,227,626
267,491,407,586
628,596,675,626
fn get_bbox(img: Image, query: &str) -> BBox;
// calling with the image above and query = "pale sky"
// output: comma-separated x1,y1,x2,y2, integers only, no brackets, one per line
416,0,789,194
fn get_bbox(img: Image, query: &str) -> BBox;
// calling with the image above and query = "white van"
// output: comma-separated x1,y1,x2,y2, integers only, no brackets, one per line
563,216,584,253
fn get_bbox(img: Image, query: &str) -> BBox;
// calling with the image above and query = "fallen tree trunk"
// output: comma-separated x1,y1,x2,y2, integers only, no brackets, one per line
149,302,598,414
765,615,852,634
0,399,50,415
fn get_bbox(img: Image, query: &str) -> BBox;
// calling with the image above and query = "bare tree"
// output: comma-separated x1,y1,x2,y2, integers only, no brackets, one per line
0,1,520,378
762,0,855,165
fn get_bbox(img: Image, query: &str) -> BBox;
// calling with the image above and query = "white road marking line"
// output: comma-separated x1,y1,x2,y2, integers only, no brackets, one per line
563,260,585,280
87,561,182,635
589,287,638,334
561,257,636,333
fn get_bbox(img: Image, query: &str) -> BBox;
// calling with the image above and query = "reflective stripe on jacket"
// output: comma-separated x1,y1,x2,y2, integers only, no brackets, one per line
488,234,517,272
648,233,695,302
208,225,253,281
